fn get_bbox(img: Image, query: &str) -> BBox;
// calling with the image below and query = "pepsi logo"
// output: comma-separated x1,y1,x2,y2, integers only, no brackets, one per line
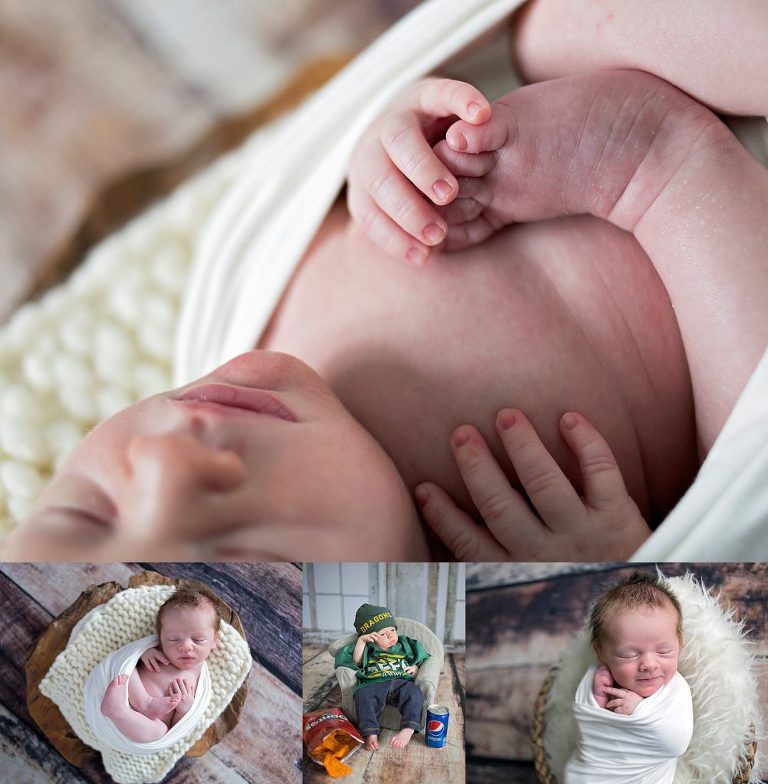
427,720,444,733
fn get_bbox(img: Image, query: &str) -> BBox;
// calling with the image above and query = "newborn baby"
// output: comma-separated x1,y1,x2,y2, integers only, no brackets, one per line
564,572,693,784
100,588,220,743
334,604,430,752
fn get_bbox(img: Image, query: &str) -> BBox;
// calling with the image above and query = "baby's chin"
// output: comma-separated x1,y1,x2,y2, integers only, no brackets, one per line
631,675,668,696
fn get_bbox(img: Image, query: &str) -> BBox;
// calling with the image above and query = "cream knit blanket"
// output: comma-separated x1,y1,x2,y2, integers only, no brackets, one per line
39,585,252,784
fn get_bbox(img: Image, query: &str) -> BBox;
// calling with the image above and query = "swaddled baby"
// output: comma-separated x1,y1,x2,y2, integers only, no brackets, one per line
99,588,219,743
565,572,693,784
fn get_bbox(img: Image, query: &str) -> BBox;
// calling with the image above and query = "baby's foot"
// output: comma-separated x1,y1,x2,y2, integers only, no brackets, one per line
143,692,182,719
592,664,613,709
390,728,415,748
364,734,379,751
434,70,718,249
101,674,130,719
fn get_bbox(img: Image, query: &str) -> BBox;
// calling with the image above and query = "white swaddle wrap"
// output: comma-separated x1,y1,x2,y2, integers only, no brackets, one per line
565,666,693,784
82,634,212,756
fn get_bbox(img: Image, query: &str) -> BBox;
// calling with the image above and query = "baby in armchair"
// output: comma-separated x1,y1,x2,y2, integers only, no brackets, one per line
564,572,693,784
334,604,430,751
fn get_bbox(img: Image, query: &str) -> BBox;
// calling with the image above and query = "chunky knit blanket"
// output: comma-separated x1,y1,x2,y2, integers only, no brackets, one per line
39,585,252,784
542,573,762,784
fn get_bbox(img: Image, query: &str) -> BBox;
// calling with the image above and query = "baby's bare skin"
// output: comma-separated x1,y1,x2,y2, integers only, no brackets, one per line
261,197,696,524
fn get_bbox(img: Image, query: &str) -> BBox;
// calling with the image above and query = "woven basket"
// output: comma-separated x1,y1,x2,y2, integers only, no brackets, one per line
530,671,757,784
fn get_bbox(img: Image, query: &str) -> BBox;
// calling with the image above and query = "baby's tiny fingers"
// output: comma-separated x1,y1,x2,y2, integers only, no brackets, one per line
447,110,510,154
559,412,630,511
444,218,495,250
412,78,491,125
437,197,485,226
433,141,496,178
449,425,544,546
381,111,459,207
347,184,433,265
415,481,509,561
495,409,582,530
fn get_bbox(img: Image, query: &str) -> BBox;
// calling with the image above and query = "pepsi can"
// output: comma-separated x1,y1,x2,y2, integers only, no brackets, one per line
425,704,449,748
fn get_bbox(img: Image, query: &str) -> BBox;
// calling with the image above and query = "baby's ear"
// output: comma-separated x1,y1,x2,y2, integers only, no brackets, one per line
592,642,604,663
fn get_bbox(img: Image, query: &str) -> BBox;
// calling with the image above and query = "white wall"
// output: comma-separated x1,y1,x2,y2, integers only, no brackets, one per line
303,562,465,647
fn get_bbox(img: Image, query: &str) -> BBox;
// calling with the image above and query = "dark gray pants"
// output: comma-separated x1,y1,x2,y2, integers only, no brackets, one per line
353,678,424,736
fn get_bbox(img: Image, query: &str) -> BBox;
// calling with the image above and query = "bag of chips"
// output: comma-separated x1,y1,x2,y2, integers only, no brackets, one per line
303,708,364,777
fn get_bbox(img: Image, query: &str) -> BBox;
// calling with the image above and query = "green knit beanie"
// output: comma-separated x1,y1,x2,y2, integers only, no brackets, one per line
354,603,397,636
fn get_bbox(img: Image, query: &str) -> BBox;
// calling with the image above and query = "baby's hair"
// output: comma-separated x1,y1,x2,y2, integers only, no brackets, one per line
156,586,222,637
589,571,683,648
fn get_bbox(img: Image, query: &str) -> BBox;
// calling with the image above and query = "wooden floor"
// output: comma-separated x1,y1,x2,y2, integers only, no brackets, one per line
465,563,768,783
0,562,303,784
303,643,465,784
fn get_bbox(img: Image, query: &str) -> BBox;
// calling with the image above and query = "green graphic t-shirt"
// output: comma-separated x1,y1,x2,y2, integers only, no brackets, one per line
334,635,430,690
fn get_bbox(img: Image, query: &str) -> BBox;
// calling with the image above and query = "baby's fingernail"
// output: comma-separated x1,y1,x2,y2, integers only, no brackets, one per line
452,427,471,448
498,409,516,430
423,223,446,245
468,101,485,120
562,412,578,430
432,179,454,201
451,131,468,151
406,247,426,265
414,485,429,508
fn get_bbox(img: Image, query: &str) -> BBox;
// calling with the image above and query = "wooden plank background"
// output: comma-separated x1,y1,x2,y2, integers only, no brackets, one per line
0,0,423,321
0,562,303,784
465,562,768,784
303,642,465,784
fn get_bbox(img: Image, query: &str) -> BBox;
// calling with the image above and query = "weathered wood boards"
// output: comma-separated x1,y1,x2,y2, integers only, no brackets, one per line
303,642,466,784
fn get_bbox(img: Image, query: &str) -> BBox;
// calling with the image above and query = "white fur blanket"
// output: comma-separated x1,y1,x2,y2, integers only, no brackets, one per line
39,585,252,784
564,666,693,784
542,573,762,784
82,634,212,756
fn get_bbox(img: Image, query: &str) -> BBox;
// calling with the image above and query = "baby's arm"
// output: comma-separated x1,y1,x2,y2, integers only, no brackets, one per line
438,69,768,452
514,0,768,116
416,409,651,561
346,78,492,265
353,633,376,665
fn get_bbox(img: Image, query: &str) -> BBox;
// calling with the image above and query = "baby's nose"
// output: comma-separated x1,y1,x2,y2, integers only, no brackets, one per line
639,654,658,670
128,430,245,491
119,431,247,542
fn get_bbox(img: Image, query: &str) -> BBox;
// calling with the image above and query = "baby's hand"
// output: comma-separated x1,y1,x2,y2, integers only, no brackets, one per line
404,665,419,677
415,409,651,561
140,647,170,672
604,685,643,715
347,77,491,265
169,677,196,718
359,632,379,644
592,664,614,710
